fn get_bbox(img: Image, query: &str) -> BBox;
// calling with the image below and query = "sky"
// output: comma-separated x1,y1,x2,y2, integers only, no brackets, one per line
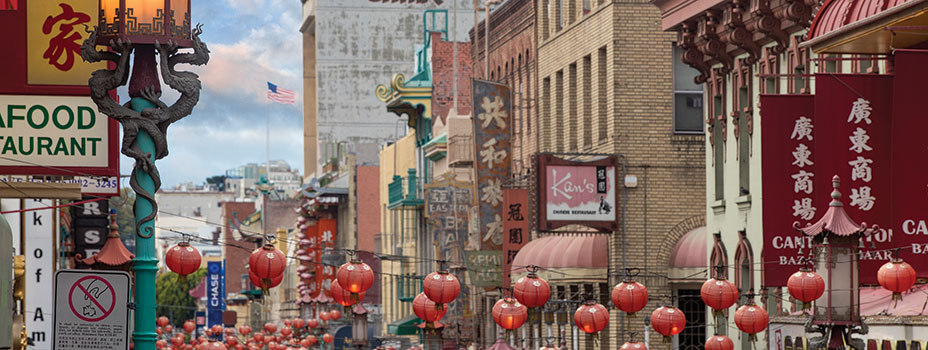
117,0,304,188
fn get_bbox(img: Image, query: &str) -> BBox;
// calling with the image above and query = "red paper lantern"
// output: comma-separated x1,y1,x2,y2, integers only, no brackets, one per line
573,301,609,334
705,335,734,350
238,326,252,335
700,277,738,315
787,267,825,310
300,338,314,348
322,334,334,344
412,292,447,326
292,319,305,329
492,297,528,330
319,311,330,321
336,259,375,294
304,335,318,346
330,310,342,321
158,316,171,327
330,280,364,307
172,336,185,347
283,319,292,327
156,339,168,349
184,321,196,334
156,327,163,336
422,270,461,308
280,326,292,337
612,280,649,316
650,306,686,341
733,304,769,341
250,244,287,283
249,269,284,290
620,342,647,350
226,337,239,347
166,242,202,277
513,273,551,308
878,259,917,302
264,322,278,334
165,325,174,334
253,333,265,343
307,319,319,329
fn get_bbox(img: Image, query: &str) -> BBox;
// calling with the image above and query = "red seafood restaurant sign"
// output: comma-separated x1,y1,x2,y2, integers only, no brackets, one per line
761,50,928,286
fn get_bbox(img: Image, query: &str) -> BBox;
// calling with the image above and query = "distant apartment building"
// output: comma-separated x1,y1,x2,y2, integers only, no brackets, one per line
224,160,302,199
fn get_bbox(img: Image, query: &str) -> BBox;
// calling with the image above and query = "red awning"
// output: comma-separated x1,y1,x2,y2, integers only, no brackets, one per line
668,226,707,269
808,0,920,40
511,235,608,275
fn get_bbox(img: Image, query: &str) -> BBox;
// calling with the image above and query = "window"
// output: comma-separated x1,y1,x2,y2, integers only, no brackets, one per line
555,70,564,152
569,62,578,150
583,55,592,148
542,0,550,40
556,0,563,30
673,45,704,134
583,0,591,13
543,77,551,151
677,289,707,350
597,47,607,142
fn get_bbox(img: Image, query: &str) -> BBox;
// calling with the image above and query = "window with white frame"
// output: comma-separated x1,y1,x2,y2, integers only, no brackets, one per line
673,45,704,134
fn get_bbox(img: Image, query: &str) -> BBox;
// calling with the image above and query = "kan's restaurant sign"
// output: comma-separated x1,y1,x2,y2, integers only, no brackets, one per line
0,0,118,178
760,50,928,286
536,154,618,232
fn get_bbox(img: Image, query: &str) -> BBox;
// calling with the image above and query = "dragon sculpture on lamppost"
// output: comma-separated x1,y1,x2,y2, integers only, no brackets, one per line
80,25,209,238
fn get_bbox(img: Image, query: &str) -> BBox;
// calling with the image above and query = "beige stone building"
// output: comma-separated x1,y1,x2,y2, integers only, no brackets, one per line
531,0,707,350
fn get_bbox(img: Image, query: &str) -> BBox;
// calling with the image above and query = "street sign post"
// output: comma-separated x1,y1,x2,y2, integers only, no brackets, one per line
53,270,130,350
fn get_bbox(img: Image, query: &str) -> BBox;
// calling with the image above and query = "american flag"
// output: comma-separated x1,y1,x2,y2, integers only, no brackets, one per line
267,82,296,104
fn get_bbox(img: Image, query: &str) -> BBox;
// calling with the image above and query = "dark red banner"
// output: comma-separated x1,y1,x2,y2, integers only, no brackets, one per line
814,74,893,284
502,188,529,287
760,94,815,286
891,50,928,279
316,218,338,295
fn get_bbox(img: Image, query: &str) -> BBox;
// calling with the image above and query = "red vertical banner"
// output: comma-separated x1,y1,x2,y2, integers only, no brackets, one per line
317,218,338,296
760,94,815,286
891,50,928,278
814,74,893,284
502,188,529,287
304,221,320,297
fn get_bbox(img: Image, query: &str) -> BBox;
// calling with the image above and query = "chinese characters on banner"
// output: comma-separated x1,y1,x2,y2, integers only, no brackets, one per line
760,94,815,285
26,0,105,85
814,74,892,283
316,218,338,296
471,80,512,252
890,50,928,274
502,188,529,287
425,178,473,320
302,221,320,297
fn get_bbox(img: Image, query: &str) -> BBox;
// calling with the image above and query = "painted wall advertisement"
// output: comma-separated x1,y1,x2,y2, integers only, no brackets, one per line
761,55,928,285
536,154,618,232
425,177,473,320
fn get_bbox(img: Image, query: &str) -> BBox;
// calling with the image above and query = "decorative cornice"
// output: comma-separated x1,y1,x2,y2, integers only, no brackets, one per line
699,10,734,74
680,22,711,84
725,0,761,65
751,0,789,54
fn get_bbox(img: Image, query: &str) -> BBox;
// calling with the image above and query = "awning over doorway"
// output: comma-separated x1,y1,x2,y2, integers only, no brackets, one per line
805,0,928,53
386,314,421,336
511,234,608,281
668,226,707,282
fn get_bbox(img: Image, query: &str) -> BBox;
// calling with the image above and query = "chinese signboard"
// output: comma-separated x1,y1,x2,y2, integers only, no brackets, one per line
315,218,337,296
502,188,529,287
761,67,928,286
53,270,130,350
471,79,512,251
425,177,473,320
0,95,118,177
536,154,618,232
27,0,105,85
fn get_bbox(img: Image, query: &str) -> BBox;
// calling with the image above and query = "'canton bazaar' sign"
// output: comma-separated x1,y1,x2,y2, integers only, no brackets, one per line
470,79,511,251
761,68,928,286
536,154,618,232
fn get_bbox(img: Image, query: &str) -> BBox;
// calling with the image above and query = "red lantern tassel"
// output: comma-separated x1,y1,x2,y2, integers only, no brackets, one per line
262,278,271,294
801,302,811,311
892,292,903,307
177,273,188,284
663,336,672,343
626,312,636,318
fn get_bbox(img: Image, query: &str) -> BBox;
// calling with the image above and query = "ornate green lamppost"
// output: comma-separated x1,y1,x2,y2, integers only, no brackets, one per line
80,1,208,350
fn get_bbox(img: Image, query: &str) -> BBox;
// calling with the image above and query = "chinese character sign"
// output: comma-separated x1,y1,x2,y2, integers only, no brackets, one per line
502,188,529,287
759,94,816,286
316,218,338,296
425,179,473,320
814,74,893,283
471,80,512,251
27,0,105,85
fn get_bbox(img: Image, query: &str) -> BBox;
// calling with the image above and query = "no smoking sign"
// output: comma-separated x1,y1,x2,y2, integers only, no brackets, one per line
54,270,130,350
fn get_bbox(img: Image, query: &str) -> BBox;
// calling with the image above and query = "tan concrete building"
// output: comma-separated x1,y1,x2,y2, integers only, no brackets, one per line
532,1,707,350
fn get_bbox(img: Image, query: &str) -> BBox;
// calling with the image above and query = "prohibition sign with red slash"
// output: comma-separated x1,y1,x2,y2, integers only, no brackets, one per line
68,275,116,322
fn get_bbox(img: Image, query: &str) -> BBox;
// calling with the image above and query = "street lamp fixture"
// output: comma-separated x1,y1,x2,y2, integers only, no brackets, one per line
81,1,209,350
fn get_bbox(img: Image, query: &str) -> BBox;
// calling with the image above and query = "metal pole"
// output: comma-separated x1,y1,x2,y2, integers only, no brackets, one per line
266,103,271,180
484,0,490,79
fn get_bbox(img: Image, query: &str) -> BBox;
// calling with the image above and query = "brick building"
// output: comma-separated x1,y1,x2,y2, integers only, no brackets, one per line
530,0,707,350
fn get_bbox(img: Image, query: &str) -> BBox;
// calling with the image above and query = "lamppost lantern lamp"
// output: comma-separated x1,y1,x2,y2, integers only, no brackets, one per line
793,175,875,350
97,0,193,47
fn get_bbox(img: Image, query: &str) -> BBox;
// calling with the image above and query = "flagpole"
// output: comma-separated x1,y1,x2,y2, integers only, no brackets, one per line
266,98,271,181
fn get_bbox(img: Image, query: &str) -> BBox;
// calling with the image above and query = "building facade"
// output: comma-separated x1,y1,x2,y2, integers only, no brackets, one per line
533,1,707,350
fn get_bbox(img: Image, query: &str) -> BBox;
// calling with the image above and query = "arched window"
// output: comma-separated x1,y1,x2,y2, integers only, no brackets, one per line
734,230,754,298
710,232,728,278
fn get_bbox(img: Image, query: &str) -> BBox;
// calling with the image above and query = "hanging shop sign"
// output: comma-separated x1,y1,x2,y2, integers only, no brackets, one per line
535,154,618,232
206,260,226,334
0,95,118,177
316,218,337,295
463,250,502,288
70,198,109,269
502,188,529,287
471,79,512,251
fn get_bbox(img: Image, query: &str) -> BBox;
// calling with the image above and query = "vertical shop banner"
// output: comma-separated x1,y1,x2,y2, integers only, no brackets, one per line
814,74,893,284
759,95,815,286
502,189,529,287
25,199,54,350
425,178,473,319
206,261,225,331
70,198,109,268
891,50,928,278
471,79,512,251
316,218,337,295
303,221,320,297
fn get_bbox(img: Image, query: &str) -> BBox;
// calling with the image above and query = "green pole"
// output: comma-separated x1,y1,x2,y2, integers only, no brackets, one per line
130,97,159,350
